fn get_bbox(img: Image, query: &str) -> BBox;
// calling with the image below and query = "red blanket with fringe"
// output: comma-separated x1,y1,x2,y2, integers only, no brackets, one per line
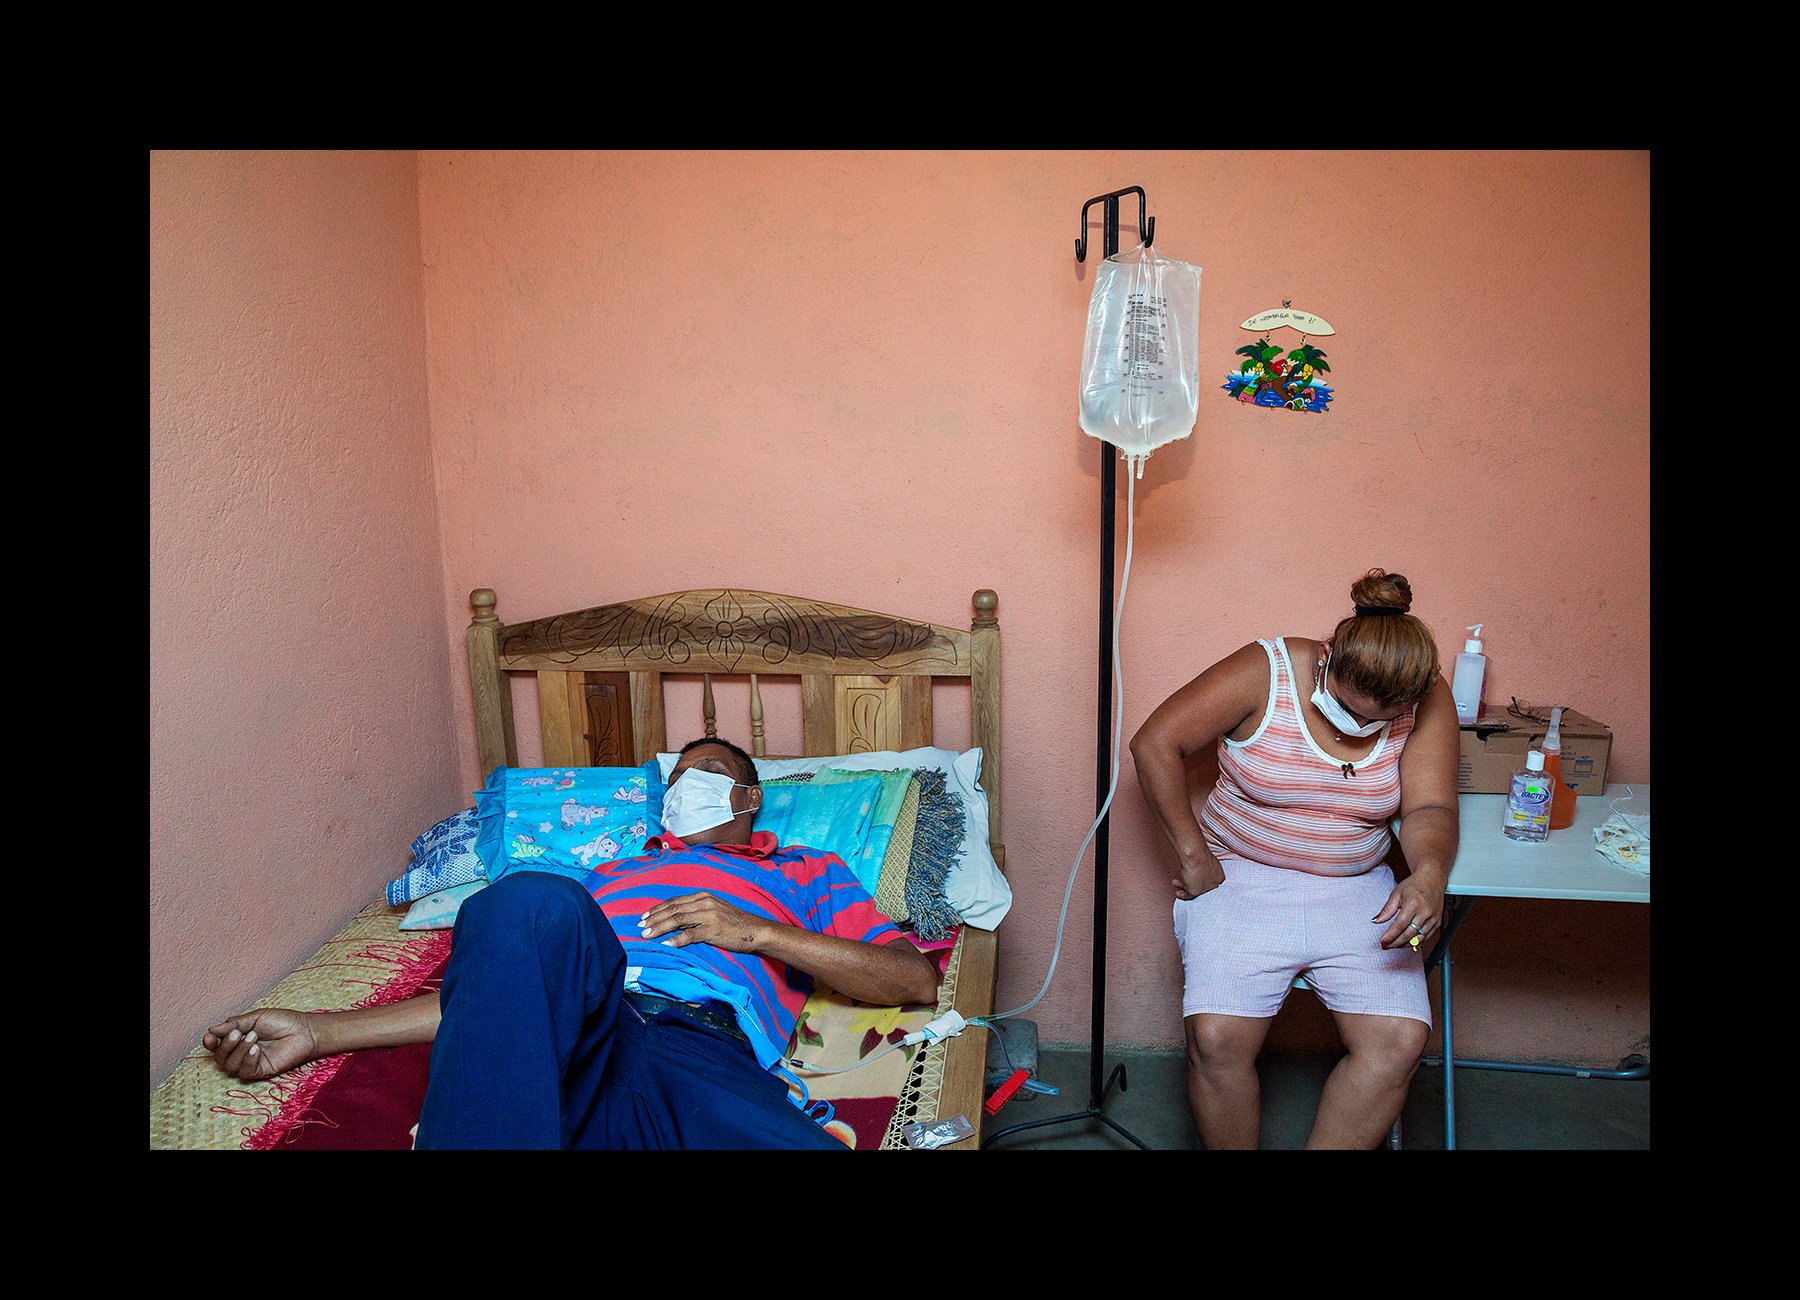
243,932,450,1150
254,935,911,1151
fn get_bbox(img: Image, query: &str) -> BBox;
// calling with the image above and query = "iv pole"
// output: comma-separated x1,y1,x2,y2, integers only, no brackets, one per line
983,186,1154,1150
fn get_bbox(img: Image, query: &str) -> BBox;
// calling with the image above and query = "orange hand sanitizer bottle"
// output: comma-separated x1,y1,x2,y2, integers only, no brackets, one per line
1542,706,1578,830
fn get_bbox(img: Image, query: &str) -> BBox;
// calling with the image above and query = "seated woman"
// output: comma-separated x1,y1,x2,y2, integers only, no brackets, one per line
1129,568,1459,1149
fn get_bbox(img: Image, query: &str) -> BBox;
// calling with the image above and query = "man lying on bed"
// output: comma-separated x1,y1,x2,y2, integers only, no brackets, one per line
202,737,941,1149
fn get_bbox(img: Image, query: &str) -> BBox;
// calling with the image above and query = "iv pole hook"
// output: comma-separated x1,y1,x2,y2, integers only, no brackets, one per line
1075,186,1154,262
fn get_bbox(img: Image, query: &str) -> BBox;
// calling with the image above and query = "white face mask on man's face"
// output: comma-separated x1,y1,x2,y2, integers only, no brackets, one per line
661,766,757,838
1311,652,1389,738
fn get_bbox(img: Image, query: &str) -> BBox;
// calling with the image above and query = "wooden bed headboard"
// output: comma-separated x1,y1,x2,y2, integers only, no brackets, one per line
466,587,1003,866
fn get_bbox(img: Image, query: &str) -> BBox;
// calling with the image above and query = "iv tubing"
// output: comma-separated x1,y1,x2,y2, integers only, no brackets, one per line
981,456,1140,1026
793,453,1148,1074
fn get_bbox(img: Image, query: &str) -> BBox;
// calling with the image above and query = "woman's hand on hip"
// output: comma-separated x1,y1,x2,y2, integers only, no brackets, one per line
1174,848,1226,901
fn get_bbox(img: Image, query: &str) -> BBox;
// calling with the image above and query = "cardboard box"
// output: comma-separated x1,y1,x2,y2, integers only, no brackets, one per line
1457,705,1612,796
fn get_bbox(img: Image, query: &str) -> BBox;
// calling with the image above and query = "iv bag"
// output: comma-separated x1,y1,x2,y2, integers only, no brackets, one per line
1077,242,1201,461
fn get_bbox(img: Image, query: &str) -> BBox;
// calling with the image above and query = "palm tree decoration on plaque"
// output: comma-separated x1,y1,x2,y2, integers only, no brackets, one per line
1223,302,1335,412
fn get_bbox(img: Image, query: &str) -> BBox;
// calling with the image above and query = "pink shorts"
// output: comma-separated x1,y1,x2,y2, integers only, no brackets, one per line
1173,855,1431,1026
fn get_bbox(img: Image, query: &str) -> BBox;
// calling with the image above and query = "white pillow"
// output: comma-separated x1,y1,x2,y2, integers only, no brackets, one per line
658,746,1012,930
398,878,488,930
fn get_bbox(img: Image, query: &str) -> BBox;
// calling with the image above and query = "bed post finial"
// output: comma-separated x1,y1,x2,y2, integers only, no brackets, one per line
972,589,998,628
467,587,517,774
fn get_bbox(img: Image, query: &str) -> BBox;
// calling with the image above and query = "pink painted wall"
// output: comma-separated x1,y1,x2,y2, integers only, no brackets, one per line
418,151,1650,1065
150,152,463,1087
150,151,1648,1087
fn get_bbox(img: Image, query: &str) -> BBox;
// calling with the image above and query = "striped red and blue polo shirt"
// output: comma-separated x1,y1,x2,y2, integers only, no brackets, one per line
583,829,913,1070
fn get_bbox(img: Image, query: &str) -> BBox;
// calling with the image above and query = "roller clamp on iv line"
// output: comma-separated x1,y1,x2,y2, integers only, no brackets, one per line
908,1010,971,1048
784,1010,974,1075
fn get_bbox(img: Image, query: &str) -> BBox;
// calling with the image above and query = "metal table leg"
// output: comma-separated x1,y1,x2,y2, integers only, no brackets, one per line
1440,944,1455,1150
1416,896,1648,1148
1420,895,1476,1152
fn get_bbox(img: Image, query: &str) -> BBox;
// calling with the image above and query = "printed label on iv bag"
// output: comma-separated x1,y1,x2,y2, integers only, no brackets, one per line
1078,245,1201,460
1122,293,1168,379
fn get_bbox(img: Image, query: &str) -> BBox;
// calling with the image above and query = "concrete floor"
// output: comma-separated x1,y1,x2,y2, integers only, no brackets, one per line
979,1045,1651,1150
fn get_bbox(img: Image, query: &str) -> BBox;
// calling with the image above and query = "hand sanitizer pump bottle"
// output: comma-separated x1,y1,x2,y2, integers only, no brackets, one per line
1502,750,1552,842
1452,625,1487,726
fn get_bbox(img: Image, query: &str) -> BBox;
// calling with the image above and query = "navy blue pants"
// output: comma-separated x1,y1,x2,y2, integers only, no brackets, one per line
415,872,843,1150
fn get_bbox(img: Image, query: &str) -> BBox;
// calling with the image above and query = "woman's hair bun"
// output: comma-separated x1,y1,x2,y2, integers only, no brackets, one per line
1336,570,1436,706
1350,568,1413,615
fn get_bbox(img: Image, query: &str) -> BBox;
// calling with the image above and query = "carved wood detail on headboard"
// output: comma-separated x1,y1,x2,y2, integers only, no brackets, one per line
835,674,932,754
535,671,637,768
583,675,634,765
494,589,967,676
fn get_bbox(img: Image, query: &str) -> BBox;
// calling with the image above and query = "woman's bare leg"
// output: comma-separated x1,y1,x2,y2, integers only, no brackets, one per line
1307,1012,1427,1149
1184,1012,1274,1149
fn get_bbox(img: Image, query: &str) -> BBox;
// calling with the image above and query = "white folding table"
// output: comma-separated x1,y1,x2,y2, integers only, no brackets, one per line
1415,783,1650,1149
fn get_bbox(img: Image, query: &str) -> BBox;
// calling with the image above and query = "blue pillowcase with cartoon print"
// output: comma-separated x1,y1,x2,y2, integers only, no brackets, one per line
473,761,665,886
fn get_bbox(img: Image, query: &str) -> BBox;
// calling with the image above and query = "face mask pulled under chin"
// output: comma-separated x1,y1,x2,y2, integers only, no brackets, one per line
661,767,756,838
1311,653,1388,738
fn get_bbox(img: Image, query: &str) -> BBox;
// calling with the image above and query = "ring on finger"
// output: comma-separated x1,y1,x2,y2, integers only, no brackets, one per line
1407,919,1425,933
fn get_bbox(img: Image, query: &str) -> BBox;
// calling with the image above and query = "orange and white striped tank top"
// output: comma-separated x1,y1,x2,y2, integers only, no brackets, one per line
1200,638,1415,877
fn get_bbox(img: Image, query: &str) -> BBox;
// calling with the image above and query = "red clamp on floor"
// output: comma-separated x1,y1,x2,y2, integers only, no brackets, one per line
984,1068,1030,1116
